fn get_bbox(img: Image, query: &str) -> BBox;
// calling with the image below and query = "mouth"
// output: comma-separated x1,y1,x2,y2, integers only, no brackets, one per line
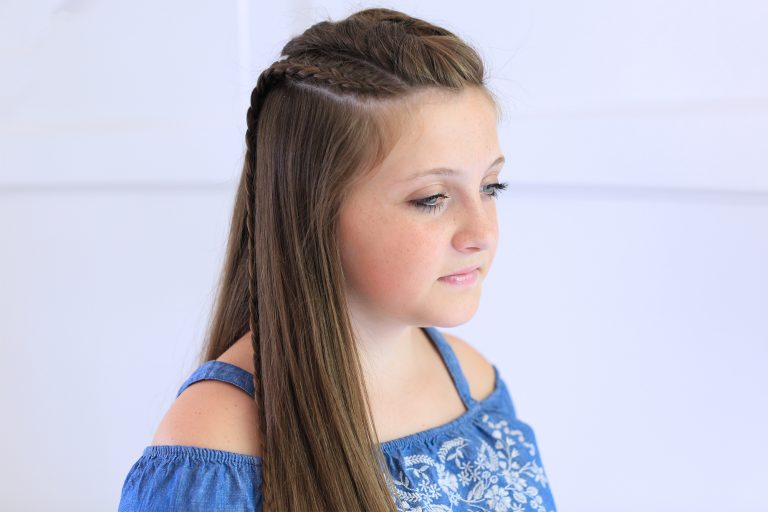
441,264,481,278
438,264,482,287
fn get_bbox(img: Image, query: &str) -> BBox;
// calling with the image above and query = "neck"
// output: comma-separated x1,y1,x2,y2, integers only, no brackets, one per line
346,311,428,398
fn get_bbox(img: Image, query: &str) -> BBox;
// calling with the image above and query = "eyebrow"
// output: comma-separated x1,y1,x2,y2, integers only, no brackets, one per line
401,155,506,182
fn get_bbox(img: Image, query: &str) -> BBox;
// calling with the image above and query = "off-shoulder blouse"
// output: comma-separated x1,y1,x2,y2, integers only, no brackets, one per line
118,327,557,511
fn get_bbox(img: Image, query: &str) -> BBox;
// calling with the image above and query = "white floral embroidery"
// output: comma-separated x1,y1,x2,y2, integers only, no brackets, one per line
387,414,553,512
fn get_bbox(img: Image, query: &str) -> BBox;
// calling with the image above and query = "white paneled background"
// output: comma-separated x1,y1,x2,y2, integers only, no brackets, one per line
1,1,766,510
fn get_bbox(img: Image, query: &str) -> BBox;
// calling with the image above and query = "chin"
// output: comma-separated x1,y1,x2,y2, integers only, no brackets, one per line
428,300,481,328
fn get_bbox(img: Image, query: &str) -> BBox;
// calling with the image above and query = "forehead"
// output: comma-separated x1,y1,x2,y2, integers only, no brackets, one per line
367,87,500,185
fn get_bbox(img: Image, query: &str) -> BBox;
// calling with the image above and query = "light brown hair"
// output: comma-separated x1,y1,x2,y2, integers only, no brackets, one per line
198,7,498,511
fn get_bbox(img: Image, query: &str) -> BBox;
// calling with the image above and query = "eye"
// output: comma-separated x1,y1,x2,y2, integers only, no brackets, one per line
409,182,509,214
483,181,509,198
410,193,449,214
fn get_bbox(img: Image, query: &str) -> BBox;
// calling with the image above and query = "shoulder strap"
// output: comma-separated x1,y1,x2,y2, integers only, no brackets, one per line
176,360,255,399
175,330,473,407
422,326,475,409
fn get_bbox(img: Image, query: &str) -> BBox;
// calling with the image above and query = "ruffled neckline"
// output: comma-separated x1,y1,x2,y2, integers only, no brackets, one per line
142,364,507,465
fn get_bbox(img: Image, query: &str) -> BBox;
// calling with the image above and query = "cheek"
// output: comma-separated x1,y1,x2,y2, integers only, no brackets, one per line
338,209,435,298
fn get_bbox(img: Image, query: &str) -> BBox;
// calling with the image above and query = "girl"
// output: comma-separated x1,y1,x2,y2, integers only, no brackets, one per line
119,7,556,512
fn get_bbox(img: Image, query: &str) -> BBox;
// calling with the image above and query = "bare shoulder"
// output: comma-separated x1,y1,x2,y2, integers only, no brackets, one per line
440,331,497,402
150,342,262,456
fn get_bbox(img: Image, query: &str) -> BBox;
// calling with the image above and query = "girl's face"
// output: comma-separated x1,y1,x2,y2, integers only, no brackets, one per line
338,87,504,329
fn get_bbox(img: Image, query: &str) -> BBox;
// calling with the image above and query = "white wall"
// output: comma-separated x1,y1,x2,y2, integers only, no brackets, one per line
1,1,766,510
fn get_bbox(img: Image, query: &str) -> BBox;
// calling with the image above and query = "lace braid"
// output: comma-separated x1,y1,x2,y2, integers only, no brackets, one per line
243,61,279,512
244,58,400,512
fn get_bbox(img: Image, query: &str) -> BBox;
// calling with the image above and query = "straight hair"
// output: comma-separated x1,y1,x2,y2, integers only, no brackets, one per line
198,7,498,511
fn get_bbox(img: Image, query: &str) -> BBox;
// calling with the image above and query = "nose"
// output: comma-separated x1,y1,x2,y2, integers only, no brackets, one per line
451,195,497,253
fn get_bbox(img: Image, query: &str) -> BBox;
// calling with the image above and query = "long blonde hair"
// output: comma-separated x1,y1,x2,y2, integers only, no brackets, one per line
198,7,497,511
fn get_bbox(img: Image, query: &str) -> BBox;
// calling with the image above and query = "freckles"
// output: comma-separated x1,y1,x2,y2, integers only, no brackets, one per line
343,201,439,293
362,232,422,296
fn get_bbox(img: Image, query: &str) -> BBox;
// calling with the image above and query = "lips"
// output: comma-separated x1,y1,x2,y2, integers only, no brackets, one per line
442,264,480,277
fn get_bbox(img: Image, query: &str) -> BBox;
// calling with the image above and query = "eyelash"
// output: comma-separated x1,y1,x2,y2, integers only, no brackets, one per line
410,182,509,214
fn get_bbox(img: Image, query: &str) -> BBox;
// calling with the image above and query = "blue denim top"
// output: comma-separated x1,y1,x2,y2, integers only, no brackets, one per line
118,327,557,511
